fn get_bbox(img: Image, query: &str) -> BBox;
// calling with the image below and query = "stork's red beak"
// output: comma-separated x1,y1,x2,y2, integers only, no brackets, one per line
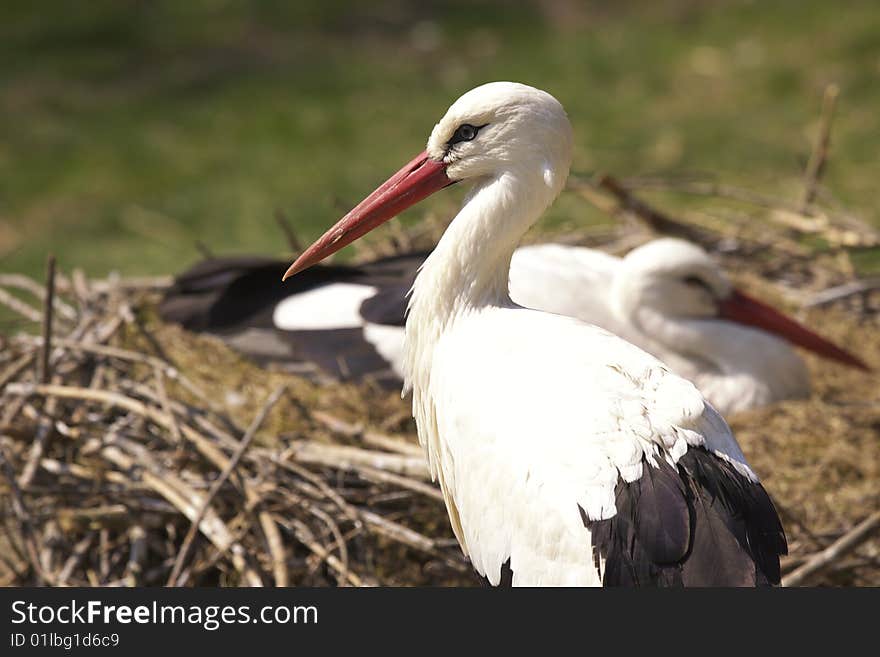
719,289,870,371
283,151,454,280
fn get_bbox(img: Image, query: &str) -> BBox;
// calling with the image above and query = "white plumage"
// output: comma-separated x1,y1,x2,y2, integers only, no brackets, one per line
284,82,787,586
273,282,377,330
420,307,752,584
509,239,860,415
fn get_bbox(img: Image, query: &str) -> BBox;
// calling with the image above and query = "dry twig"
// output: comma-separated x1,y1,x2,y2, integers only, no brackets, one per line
800,84,839,214
167,384,286,586
783,511,880,587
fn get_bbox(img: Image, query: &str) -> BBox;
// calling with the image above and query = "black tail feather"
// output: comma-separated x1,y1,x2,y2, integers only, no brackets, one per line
586,448,787,587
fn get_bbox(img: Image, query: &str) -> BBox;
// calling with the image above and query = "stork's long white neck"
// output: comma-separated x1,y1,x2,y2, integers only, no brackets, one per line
404,166,563,391
632,309,731,368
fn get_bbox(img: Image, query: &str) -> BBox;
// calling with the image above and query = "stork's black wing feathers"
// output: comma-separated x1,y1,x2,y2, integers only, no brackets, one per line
159,252,428,332
680,450,787,585
159,256,362,331
637,462,692,564
359,283,412,326
355,252,425,327
479,559,515,587
158,252,427,386
585,447,787,587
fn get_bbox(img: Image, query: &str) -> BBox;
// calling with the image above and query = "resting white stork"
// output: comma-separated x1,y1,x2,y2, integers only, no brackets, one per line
160,239,867,415
509,239,869,414
157,252,425,387
281,82,787,586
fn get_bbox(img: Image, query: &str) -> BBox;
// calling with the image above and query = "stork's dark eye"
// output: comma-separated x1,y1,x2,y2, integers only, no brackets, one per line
683,275,714,295
448,123,484,146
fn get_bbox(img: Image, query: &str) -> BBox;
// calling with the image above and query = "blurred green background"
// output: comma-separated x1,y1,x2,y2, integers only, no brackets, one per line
2,0,879,283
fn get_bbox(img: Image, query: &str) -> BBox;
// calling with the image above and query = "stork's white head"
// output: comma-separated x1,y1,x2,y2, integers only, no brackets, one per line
615,238,732,320
613,238,869,371
426,82,573,192
283,82,573,280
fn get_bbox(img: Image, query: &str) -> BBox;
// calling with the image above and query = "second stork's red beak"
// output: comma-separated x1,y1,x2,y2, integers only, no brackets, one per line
283,151,454,280
718,289,870,371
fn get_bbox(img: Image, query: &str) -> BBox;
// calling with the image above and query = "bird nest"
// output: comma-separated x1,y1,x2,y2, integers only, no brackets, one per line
0,270,477,586
1,173,879,587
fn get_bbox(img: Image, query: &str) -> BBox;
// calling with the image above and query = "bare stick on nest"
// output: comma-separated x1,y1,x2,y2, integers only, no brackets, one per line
569,174,707,244
18,255,58,490
800,84,839,214
804,277,880,308
0,444,48,584
167,384,287,587
783,511,880,587
38,255,56,386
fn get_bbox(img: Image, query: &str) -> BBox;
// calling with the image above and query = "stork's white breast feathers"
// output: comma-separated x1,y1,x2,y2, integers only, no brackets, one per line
415,305,755,585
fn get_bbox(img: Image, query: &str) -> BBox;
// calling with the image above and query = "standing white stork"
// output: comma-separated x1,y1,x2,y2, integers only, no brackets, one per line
160,239,867,415
283,82,788,585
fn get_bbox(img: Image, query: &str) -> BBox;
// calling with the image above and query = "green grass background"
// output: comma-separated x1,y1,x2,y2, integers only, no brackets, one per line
2,0,879,284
